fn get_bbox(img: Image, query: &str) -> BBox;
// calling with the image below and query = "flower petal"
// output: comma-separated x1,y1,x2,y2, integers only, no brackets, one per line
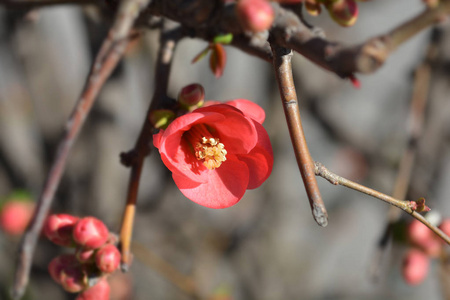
195,104,258,154
154,111,227,182
225,99,266,124
172,158,249,208
237,121,273,189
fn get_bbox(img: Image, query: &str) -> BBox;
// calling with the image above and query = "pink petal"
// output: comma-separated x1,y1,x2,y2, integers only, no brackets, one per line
158,135,210,183
237,120,273,189
172,158,249,208
225,99,266,124
203,100,221,107
195,105,258,153
153,130,163,149
154,111,227,182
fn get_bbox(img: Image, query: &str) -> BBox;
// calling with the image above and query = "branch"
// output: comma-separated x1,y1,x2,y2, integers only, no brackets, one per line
314,161,450,245
144,0,450,78
271,43,328,227
271,1,450,76
119,19,182,270
12,0,150,297
13,36,132,300
369,27,440,280
5,0,449,78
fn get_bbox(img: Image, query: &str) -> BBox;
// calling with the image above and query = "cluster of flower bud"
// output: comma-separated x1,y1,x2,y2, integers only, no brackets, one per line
402,218,450,285
44,215,121,299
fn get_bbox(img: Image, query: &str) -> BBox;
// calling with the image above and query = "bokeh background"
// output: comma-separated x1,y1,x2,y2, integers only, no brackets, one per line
1,0,450,299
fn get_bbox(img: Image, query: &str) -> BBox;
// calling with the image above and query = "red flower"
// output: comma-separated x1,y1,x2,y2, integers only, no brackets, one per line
153,99,273,208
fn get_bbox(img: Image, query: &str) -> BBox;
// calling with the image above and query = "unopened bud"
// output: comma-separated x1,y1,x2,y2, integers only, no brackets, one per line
439,219,450,239
326,0,358,27
48,254,88,292
236,0,274,33
76,247,96,264
178,84,205,111
305,0,321,16
414,197,431,213
73,217,109,249
76,278,110,300
407,219,441,257
0,200,34,236
60,265,88,293
402,249,429,285
44,214,79,247
95,244,121,273
48,254,78,284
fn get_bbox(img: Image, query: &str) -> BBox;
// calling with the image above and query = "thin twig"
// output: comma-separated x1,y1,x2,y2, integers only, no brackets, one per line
314,161,450,245
12,0,150,296
271,43,328,227
119,19,182,270
369,27,439,280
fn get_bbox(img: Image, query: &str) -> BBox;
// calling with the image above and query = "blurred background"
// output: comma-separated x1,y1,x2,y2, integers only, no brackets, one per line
1,0,450,299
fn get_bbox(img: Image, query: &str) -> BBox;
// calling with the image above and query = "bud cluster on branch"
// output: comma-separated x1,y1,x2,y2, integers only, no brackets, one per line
44,215,120,299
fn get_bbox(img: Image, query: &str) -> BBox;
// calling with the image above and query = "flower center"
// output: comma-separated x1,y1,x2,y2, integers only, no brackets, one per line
185,125,227,170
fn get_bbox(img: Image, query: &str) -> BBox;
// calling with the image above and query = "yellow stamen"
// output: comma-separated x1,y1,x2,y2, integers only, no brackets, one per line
185,125,227,170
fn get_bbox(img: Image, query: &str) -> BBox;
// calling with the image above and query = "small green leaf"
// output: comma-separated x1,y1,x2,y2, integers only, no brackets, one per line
213,33,233,45
150,110,176,129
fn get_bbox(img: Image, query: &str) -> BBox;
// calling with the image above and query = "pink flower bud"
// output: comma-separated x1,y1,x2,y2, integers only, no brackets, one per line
76,247,96,264
439,219,450,238
326,0,358,27
95,244,121,273
48,254,87,292
48,254,78,284
408,219,433,244
178,84,205,111
408,219,442,257
60,265,88,293
236,0,274,33
73,217,109,249
44,214,79,247
402,249,429,285
0,200,34,236
76,278,110,300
